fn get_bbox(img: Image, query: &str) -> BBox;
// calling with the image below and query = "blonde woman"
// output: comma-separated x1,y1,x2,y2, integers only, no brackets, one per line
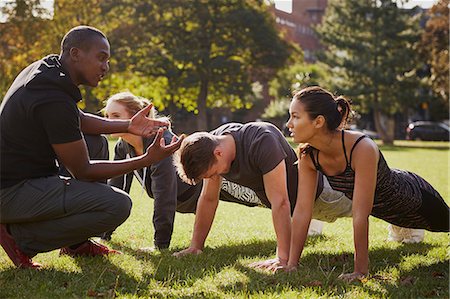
103,92,260,250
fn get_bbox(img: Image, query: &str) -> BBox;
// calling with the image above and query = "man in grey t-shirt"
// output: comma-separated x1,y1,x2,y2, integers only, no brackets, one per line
173,122,346,268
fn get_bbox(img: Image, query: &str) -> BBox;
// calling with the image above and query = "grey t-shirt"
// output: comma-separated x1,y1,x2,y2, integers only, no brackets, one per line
210,122,299,211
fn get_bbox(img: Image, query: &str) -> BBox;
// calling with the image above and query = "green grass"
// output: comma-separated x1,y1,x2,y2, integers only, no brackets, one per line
1,140,449,298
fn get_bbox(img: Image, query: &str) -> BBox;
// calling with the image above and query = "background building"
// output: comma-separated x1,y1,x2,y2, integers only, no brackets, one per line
272,0,328,62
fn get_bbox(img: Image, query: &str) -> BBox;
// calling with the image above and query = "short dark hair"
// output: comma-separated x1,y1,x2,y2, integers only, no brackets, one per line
174,132,219,185
61,25,107,53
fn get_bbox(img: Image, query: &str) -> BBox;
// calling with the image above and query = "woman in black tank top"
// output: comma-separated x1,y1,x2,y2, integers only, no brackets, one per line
279,86,449,282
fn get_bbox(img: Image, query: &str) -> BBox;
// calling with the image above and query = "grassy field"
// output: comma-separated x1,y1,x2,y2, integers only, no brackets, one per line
0,140,448,298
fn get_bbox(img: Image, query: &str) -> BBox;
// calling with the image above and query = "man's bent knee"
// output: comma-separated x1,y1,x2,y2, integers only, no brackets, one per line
108,189,132,225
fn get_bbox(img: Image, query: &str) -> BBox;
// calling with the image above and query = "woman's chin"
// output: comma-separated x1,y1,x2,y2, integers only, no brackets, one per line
293,136,306,144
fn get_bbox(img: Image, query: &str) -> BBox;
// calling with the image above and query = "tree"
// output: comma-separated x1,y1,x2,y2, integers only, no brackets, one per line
265,61,331,130
104,0,292,130
269,61,332,101
317,0,423,144
419,0,449,120
0,0,51,99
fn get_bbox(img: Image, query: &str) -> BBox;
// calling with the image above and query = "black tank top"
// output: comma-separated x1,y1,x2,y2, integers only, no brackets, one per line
310,130,367,200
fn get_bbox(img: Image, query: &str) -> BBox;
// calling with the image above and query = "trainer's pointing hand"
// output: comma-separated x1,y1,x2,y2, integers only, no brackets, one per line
128,104,170,137
144,128,185,165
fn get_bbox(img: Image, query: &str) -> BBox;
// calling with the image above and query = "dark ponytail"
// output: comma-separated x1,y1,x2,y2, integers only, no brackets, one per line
293,86,352,131
335,96,351,129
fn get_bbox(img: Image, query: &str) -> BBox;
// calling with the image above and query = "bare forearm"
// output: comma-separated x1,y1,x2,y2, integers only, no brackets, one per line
271,200,292,261
288,212,311,266
80,111,129,135
352,216,369,274
190,198,219,249
72,156,148,182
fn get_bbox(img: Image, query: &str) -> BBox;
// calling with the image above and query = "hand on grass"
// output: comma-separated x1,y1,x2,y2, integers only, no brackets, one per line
338,272,367,282
173,247,202,258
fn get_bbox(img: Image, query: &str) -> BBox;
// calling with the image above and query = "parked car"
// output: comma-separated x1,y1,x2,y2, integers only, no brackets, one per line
406,121,450,141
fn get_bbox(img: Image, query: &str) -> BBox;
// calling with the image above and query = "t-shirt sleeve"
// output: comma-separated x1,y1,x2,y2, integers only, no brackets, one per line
250,133,287,175
35,101,82,144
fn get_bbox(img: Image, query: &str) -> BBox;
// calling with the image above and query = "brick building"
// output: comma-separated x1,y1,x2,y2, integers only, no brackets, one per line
271,0,328,62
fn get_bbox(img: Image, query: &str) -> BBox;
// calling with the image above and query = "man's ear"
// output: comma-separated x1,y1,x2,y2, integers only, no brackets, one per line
314,115,326,129
213,146,223,158
69,47,80,62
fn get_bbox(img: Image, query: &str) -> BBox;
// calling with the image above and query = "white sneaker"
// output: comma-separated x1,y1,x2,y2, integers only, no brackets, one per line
388,224,424,243
138,246,158,253
308,219,324,236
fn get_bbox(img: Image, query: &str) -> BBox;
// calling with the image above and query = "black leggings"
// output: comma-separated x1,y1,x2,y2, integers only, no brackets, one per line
417,188,450,232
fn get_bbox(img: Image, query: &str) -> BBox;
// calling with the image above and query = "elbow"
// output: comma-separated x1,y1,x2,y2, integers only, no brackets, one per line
271,197,291,213
67,165,92,182
71,172,93,182
352,214,369,226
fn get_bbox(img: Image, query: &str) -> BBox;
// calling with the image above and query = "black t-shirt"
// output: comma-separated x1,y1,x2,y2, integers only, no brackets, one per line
0,55,82,188
210,122,299,211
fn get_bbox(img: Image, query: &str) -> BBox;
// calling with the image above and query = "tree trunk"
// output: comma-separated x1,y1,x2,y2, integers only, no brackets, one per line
373,107,395,145
196,78,209,131
261,78,272,106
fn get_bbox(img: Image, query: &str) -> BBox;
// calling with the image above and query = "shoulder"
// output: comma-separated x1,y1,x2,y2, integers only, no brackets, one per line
345,130,377,147
115,138,127,148
210,123,242,135
113,138,131,155
299,149,317,171
345,131,379,163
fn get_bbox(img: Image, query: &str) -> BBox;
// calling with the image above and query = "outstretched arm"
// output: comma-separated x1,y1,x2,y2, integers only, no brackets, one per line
285,154,318,271
250,160,292,270
173,175,222,257
80,104,169,137
54,129,183,182
339,139,378,282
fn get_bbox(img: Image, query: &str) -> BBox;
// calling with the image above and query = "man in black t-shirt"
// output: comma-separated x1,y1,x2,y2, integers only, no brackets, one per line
173,122,344,268
0,26,183,269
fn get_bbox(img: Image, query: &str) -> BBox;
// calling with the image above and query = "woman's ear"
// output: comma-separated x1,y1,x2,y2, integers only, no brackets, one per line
314,115,326,129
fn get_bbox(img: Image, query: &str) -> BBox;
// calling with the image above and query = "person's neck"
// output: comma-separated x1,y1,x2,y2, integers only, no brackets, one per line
219,134,236,164
309,130,342,156
60,54,80,86
123,135,144,156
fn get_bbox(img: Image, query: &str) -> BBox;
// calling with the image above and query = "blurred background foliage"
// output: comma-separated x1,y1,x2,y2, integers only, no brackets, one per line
0,0,448,140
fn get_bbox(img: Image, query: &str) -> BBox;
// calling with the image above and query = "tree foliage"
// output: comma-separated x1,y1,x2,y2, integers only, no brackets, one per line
419,0,449,119
317,0,423,144
1,0,292,129
101,0,293,130
269,62,332,101
0,0,51,98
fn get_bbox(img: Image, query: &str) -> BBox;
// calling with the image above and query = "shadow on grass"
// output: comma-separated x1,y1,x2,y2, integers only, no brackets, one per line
1,239,445,298
110,237,446,298
0,254,140,298
216,242,447,298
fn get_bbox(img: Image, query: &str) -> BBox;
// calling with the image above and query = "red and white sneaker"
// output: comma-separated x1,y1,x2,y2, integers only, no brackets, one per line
0,224,42,269
60,240,122,257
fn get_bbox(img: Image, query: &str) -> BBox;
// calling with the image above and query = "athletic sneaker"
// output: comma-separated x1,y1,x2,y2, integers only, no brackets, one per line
60,240,122,257
0,224,42,269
